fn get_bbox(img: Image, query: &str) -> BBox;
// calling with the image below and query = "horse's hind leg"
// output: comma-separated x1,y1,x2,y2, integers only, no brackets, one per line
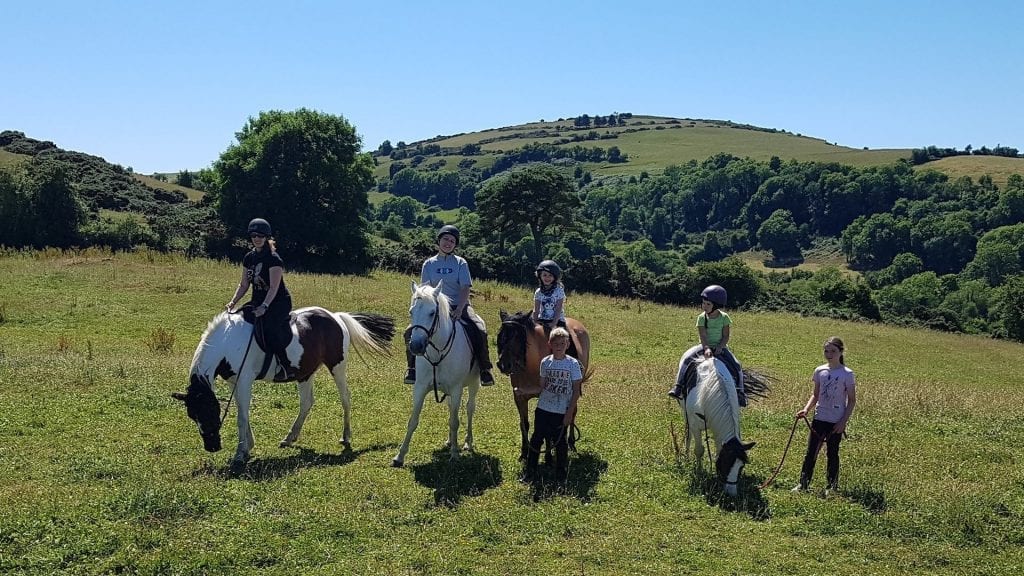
330,361,353,449
281,377,314,448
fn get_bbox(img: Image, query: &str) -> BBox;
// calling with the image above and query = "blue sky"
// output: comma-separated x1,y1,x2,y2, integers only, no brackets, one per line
3,1,1021,174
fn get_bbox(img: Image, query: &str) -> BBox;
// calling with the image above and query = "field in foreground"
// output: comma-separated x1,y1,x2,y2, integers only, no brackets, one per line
0,249,1022,575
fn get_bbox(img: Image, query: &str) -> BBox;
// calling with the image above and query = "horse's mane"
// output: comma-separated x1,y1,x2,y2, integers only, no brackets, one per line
504,310,535,329
695,358,741,442
189,311,236,374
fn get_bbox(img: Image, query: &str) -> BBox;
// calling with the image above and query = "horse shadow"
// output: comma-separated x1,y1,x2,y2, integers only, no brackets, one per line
684,465,771,521
195,444,386,482
522,450,608,503
410,449,503,507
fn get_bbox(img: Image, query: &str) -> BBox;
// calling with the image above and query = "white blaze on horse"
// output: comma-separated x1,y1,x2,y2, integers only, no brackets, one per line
678,357,756,496
496,310,591,460
392,281,480,467
173,306,394,468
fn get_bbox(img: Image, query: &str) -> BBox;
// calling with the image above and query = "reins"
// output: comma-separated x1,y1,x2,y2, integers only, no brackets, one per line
219,317,257,427
410,298,459,403
758,414,834,490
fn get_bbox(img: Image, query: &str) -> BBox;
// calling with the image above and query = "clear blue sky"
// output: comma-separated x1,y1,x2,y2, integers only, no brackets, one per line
3,1,1021,174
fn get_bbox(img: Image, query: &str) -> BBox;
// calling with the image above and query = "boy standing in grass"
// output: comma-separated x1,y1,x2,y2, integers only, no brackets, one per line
514,327,583,483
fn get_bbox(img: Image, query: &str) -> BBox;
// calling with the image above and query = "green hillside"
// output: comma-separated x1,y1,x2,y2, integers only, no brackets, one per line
918,154,1024,188
373,115,910,183
1,249,1021,574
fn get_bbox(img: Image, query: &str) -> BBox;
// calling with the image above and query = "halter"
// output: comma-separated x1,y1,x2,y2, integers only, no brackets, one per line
409,296,459,403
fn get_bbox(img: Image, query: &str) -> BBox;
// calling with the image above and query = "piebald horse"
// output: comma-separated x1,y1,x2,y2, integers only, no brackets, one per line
495,310,591,460
173,306,394,468
393,282,481,467
678,357,756,496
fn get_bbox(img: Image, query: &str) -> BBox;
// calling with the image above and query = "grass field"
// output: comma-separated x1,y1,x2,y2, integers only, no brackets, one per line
1,249,1022,575
133,173,204,202
918,156,1024,188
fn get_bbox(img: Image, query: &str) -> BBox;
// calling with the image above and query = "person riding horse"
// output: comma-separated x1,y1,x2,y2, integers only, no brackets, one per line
403,224,494,386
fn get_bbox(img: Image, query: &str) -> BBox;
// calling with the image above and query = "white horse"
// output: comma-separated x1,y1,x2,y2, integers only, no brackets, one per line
392,282,480,467
173,306,394,469
677,357,756,496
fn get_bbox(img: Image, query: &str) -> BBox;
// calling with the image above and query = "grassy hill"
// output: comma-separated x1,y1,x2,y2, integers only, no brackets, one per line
1,249,1021,575
373,115,910,182
917,155,1024,188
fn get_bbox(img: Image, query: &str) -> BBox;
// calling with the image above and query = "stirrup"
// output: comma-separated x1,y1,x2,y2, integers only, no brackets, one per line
480,370,495,386
404,369,416,385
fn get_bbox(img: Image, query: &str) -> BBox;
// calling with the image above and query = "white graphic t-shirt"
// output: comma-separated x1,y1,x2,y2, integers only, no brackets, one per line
537,355,583,414
534,285,567,321
812,364,856,423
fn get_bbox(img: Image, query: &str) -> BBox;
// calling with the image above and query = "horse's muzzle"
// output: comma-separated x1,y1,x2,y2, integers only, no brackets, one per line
202,433,222,452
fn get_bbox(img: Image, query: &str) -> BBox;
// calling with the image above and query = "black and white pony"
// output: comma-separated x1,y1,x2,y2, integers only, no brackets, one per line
677,357,756,496
173,306,394,468
392,282,480,467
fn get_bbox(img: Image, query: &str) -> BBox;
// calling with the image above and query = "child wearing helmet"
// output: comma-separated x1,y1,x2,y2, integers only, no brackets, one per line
667,284,746,406
225,218,297,382
403,224,495,386
532,259,567,332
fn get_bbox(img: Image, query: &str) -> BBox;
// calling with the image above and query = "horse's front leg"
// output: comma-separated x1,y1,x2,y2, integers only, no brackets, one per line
330,361,353,449
462,379,479,452
515,394,531,461
232,378,254,467
446,385,465,460
393,381,430,467
281,377,314,448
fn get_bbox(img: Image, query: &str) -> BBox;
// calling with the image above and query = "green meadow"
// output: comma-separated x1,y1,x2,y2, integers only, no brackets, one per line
1,249,1022,575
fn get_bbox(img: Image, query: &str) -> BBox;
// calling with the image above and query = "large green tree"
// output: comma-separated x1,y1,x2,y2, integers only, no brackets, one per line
213,109,374,272
475,164,579,257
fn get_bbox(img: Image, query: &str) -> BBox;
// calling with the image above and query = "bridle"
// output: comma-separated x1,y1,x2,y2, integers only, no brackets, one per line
498,319,528,375
409,296,458,403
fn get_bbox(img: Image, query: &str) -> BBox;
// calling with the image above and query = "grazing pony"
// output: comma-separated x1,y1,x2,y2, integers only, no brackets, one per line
495,310,591,460
173,306,394,468
677,356,755,496
392,282,480,467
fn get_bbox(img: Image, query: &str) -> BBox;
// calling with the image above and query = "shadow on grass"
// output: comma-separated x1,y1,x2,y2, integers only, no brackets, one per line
685,464,771,521
843,484,887,514
522,450,608,503
409,448,503,507
194,444,387,481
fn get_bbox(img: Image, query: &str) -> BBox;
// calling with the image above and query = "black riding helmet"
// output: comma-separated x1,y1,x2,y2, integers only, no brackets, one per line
436,224,460,246
701,284,727,307
535,259,562,282
247,218,272,236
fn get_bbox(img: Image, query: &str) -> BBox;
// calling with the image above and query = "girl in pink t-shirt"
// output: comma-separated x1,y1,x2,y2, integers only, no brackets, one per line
793,336,857,494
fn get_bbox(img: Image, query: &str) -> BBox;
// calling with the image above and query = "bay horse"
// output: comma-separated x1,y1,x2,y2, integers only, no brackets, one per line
495,310,591,461
678,356,755,496
392,281,480,467
172,306,394,469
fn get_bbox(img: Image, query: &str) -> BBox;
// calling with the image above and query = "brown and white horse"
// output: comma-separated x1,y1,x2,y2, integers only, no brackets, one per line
495,310,591,460
173,306,394,469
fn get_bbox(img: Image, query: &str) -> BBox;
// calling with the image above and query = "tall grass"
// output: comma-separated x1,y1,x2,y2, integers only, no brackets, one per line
1,249,1022,575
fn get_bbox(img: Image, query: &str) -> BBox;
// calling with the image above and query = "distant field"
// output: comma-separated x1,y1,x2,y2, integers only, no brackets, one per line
133,173,204,202
917,155,1024,188
0,149,28,169
737,242,859,277
374,115,911,181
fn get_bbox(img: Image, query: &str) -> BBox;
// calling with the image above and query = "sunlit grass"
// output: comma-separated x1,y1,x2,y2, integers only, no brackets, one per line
1,249,1021,574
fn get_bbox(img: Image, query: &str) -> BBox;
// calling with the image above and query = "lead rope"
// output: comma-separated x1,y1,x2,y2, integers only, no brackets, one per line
220,322,257,427
758,414,831,490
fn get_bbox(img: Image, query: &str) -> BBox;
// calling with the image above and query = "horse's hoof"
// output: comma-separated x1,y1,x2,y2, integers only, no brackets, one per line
340,439,352,450
391,458,404,468
279,440,293,448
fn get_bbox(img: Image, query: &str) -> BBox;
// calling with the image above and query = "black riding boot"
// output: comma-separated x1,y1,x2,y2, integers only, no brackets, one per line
273,352,297,382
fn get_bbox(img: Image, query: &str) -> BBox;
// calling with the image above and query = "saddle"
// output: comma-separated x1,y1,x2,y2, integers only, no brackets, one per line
237,304,295,379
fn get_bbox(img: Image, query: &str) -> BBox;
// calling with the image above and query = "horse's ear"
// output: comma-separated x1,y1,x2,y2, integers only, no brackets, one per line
742,441,756,451
432,280,443,296
171,392,188,402
500,309,509,321
411,281,418,292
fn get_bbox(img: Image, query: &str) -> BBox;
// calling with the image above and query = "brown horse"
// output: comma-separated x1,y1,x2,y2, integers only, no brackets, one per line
496,310,591,460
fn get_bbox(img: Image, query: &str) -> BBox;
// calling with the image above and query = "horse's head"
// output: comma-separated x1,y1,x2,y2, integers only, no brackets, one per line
716,437,755,496
408,281,451,356
171,374,223,452
496,309,533,375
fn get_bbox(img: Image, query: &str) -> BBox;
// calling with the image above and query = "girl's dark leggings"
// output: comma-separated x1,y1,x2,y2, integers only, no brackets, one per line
799,418,842,487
